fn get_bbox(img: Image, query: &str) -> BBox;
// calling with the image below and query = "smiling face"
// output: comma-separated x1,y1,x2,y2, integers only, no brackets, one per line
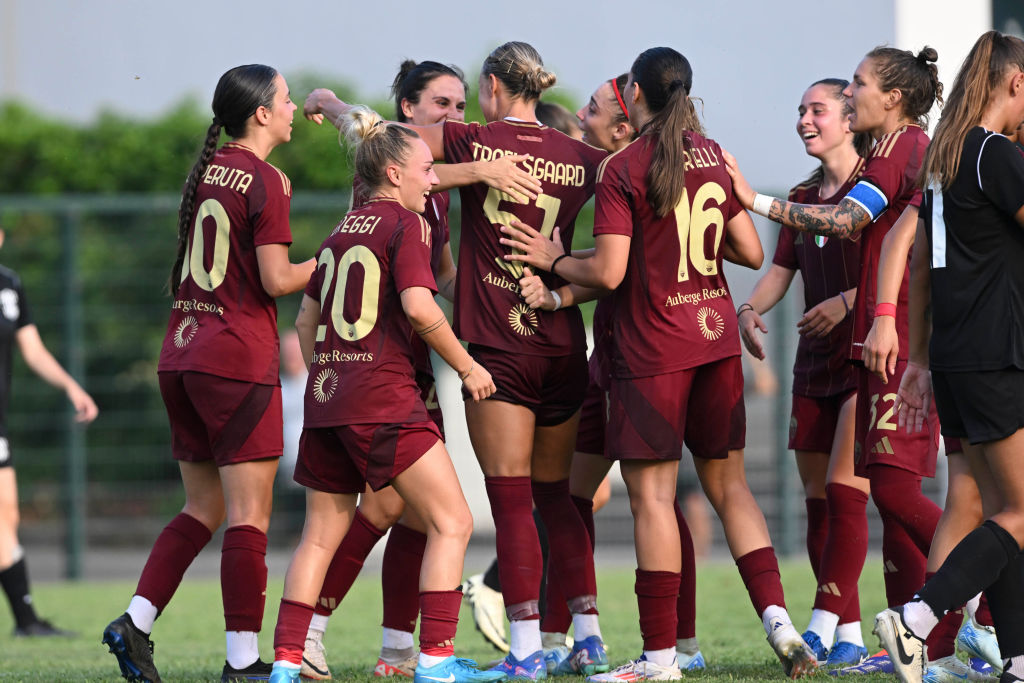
577,81,623,151
796,83,852,160
393,137,439,214
843,58,890,137
402,74,467,126
264,73,297,145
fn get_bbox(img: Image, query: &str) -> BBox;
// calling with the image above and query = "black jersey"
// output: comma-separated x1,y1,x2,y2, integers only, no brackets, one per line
0,265,32,434
925,127,1024,371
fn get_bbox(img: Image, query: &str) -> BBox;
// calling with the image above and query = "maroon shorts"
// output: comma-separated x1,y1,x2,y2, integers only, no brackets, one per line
159,370,282,466
466,344,588,426
943,437,963,455
789,389,856,453
417,371,445,439
607,356,745,461
854,362,938,477
294,420,443,493
574,378,608,456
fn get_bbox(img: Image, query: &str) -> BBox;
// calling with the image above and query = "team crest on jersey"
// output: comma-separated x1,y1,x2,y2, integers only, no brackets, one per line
508,303,538,336
0,289,19,321
313,368,339,403
696,307,724,341
815,235,828,248
173,316,199,348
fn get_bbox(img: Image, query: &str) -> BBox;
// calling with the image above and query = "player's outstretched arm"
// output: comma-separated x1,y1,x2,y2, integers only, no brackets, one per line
16,325,98,423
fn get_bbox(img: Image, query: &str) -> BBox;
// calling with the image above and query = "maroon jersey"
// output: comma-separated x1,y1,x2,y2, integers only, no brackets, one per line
845,125,929,361
303,197,438,427
773,160,864,397
352,174,451,380
158,142,294,385
593,132,745,378
443,119,606,355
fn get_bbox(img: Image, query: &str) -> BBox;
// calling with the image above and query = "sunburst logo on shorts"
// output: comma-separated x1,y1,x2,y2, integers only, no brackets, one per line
173,316,199,347
508,303,538,336
697,307,724,341
313,369,339,403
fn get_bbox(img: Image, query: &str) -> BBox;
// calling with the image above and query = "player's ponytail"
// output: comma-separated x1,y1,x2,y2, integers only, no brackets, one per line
341,105,421,192
918,31,1024,189
170,64,278,294
631,47,705,217
481,41,556,103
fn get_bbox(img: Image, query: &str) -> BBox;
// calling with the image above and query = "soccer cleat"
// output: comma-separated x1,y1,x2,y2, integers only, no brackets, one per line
766,618,818,678
826,641,869,668
675,650,705,671
462,574,509,653
222,658,273,681
874,607,925,683
414,655,509,683
14,618,76,637
585,654,681,682
375,654,419,678
102,613,162,683
801,630,829,663
829,651,894,676
957,617,1003,675
970,658,995,676
923,654,997,682
301,628,331,680
553,635,609,676
488,650,546,680
268,662,300,683
543,646,571,675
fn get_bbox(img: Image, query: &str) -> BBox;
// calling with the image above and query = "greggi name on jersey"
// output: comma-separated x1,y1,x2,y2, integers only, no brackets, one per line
201,164,254,194
470,142,586,187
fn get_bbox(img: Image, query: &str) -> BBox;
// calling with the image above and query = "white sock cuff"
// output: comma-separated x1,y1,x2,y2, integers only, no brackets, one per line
309,613,329,633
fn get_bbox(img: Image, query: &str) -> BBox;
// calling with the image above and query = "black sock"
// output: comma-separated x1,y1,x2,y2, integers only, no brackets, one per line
918,520,1020,617
534,508,548,617
483,557,502,592
0,557,39,628
985,550,1024,659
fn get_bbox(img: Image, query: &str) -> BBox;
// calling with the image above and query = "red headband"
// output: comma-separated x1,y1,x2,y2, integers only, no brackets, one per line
611,79,629,121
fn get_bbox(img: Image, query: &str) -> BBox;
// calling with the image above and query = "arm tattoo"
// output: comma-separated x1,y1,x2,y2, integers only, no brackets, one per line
416,316,448,336
768,197,869,239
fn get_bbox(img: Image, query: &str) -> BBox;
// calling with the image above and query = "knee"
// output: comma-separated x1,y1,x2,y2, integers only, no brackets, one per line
434,505,473,545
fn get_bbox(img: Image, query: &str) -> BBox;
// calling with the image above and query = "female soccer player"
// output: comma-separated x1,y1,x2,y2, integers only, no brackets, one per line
269,106,501,683
504,47,815,681
726,44,945,638
102,64,315,683
872,30,1024,683
0,228,97,638
299,59,541,681
736,79,872,667
305,41,612,680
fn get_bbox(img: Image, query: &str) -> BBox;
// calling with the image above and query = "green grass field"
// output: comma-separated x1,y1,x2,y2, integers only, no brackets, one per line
0,558,907,682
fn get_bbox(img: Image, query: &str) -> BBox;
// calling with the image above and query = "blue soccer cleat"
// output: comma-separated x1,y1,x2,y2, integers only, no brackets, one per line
676,650,706,671
957,616,1002,675
829,651,894,676
415,656,508,683
801,630,829,663
826,641,869,668
489,650,546,680
268,662,300,683
543,646,571,675
551,635,609,676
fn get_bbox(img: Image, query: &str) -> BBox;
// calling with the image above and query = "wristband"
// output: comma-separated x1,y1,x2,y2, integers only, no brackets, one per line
736,303,754,317
874,302,896,318
550,253,569,275
550,290,562,311
458,361,475,382
752,193,775,218
839,291,850,316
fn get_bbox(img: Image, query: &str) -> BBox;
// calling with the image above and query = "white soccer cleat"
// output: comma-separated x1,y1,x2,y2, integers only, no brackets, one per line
923,654,997,682
462,573,509,653
766,618,818,679
374,653,418,678
873,607,925,683
301,627,331,680
585,655,681,682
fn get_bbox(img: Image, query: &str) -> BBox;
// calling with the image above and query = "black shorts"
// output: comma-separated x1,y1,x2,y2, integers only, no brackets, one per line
932,367,1024,445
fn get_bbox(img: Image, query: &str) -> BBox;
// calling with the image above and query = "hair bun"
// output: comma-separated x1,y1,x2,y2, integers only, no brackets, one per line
341,105,386,147
917,46,938,64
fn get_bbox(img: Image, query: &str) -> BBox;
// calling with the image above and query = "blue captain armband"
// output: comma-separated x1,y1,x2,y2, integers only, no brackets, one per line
844,181,888,221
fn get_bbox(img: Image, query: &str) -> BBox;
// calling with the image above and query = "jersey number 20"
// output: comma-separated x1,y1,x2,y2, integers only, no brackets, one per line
315,245,381,343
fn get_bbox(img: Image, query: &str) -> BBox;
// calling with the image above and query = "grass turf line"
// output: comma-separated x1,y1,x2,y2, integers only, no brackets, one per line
0,559,901,682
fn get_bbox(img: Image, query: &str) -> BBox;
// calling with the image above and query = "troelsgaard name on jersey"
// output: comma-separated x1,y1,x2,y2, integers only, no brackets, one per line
470,142,587,188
